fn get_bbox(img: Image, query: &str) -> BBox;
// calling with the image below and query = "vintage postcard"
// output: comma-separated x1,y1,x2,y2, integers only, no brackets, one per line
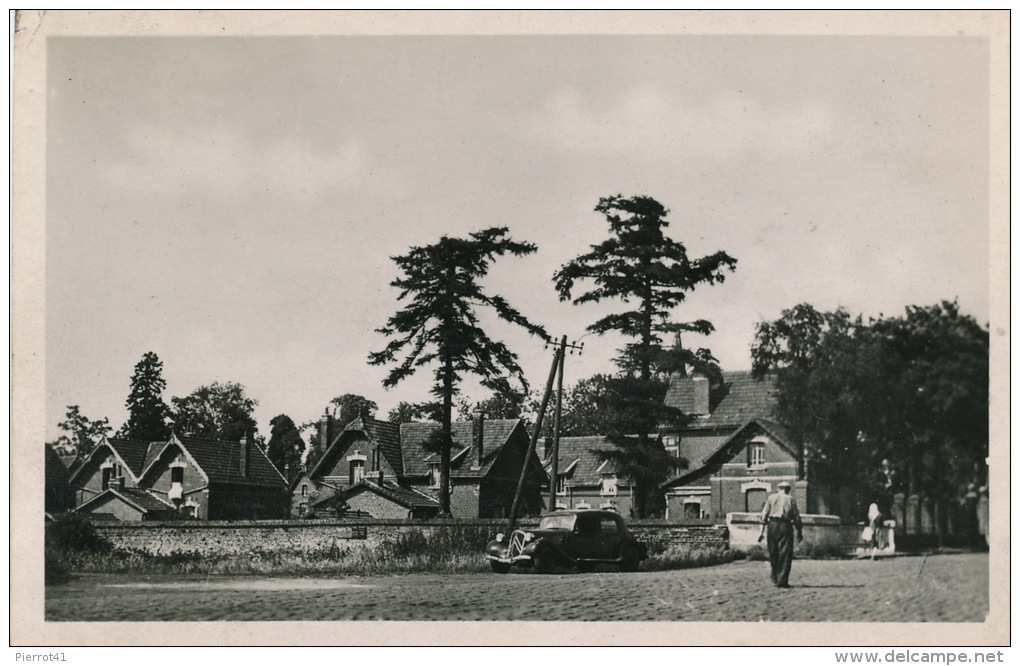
10,10,1009,648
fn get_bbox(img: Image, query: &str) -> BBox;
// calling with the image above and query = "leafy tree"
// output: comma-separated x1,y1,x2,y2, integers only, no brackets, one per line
170,381,258,442
456,388,529,421
387,401,443,424
752,301,989,541
266,414,305,481
303,394,379,468
118,351,171,441
52,405,112,457
553,195,736,516
369,227,548,516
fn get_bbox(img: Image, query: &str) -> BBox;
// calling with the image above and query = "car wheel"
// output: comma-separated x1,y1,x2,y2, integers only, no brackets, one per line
619,545,641,573
532,548,556,575
490,561,511,574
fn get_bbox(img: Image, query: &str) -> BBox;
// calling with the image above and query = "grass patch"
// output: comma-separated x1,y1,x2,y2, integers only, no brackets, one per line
641,545,735,571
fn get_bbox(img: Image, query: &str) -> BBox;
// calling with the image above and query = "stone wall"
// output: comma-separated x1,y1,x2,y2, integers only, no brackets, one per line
726,512,894,556
94,517,730,557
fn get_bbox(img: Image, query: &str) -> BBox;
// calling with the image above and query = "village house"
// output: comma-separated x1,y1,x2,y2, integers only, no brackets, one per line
658,371,813,522
69,433,289,521
540,436,634,516
303,410,546,519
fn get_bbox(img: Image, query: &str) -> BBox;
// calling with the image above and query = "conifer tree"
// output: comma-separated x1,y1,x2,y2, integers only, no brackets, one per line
120,351,172,441
554,195,737,516
369,227,548,516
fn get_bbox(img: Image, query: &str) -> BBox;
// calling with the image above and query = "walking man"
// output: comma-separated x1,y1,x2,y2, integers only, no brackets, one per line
759,480,803,588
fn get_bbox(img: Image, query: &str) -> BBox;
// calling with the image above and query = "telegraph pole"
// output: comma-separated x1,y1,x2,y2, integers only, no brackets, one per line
548,336,584,512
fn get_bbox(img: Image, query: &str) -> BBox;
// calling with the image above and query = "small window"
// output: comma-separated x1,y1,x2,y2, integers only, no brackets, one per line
600,474,618,496
101,467,112,490
749,442,765,467
684,502,701,520
350,459,365,484
171,466,184,484
555,474,567,495
301,484,308,497
428,463,440,488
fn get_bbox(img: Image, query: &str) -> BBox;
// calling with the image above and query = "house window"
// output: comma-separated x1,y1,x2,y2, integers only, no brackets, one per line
350,459,365,484
101,467,113,490
749,442,765,467
684,501,701,520
301,484,308,497
600,474,618,496
428,463,441,489
555,474,567,495
171,466,184,484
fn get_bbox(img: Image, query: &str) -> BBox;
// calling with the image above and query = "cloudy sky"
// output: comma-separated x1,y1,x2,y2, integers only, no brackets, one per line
44,33,991,441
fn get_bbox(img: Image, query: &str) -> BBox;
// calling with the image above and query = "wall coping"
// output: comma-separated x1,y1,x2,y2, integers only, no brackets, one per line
727,512,842,526
90,517,733,530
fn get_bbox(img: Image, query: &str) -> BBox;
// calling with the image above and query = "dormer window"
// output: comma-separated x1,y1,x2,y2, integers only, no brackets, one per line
347,450,367,484
749,442,765,468
555,474,567,495
428,463,441,489
600,473,618,496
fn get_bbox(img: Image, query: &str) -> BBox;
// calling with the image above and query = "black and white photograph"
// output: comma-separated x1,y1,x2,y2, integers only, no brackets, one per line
11,10,1008,649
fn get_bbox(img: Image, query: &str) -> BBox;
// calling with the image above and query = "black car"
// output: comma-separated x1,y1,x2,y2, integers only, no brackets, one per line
485,509,647,574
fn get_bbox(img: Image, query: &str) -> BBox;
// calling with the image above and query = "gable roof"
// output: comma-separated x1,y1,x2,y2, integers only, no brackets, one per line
666,371,778,430
344,479,440,510
68,435,157,485
542,436,621,487
662,417,798,489
403,418,525,479
77,487,175,515
141,433,287,488
178,435,287,487
309,417,403,480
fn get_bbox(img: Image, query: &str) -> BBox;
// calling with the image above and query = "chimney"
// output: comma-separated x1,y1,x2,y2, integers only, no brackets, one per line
692,375,710,415
319,408,333,449
543,436,553,461
473,409,485,468
239,434,250,477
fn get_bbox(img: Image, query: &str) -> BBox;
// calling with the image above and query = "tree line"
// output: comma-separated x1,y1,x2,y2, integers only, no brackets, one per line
50,193,988,522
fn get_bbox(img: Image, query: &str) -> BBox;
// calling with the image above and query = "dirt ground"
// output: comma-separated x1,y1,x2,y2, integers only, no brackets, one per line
45,552,988,622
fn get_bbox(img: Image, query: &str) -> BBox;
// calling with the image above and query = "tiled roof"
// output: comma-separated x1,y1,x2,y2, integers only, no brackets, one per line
543,436,619,487
176,435,287,487
667,371,777,430
78,487,174,514
663,417,797,488
403,419,523,479
118,488,175,513
346,480,439,509
357,418,403,476
106,437,157,479
399,422,444,477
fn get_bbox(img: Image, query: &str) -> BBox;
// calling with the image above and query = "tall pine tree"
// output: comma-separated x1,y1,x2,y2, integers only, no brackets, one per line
120,352,172,441
554,195,737,517
369,227,548,516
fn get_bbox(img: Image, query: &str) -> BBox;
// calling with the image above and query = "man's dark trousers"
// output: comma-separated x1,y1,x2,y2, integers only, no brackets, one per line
767,519,794,586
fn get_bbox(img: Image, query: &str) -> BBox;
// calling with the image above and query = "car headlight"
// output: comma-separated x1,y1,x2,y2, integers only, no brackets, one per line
524,532,535,541
495,533,505,543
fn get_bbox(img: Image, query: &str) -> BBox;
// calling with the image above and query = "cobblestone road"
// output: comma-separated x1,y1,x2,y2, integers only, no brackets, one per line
46,553,987,622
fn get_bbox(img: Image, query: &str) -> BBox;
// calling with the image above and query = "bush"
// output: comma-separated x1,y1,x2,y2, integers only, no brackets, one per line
46,512,111,554
44,545,72,586
642,545,735,571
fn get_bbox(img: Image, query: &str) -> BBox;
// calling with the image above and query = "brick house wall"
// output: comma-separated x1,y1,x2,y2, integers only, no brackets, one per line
145,447,209,519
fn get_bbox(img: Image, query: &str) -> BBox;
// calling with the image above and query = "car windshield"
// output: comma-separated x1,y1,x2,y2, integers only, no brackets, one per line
538,514,576,531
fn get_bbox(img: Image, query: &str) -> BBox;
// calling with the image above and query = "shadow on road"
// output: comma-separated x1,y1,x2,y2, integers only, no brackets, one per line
794,584,866,589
